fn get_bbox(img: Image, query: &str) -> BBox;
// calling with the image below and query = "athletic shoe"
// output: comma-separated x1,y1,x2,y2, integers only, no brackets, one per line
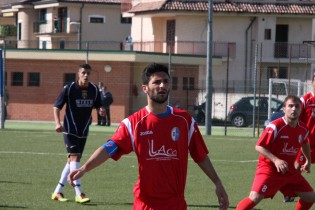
283,196,295,202
75,193,90,204
51,193,68,202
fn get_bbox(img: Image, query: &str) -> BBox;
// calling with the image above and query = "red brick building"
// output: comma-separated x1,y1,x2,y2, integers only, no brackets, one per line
5,50,203,123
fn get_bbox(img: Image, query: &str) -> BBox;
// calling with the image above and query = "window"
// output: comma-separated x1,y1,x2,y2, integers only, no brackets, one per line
172,77,178,90
183,77,195,90
28,72,40,87
121,15,132,24
264,29,271,40
267,67,287,79
60,40,65,49
166,20,176,53
189,77,195,90
39,9,47,23
11,72,23,86
18,22,21,40
183,77,188,90
89,16,105,23
270,99,282,111
64,73,76,86
42,41,47,49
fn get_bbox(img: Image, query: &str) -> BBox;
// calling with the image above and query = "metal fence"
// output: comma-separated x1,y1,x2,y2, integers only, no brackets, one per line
2,40,314,136
2,39,236,57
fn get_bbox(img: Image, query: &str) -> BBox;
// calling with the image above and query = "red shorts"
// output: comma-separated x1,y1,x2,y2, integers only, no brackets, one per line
251,166,313,198
133,197,187,210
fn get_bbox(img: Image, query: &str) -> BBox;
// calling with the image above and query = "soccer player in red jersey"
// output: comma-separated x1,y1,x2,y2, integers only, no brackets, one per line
283,76,315,203
236,95,315,210
68,63,229,210
296,76,315,166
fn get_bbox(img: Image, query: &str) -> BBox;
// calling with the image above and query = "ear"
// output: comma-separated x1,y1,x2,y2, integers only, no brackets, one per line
142,85,148,94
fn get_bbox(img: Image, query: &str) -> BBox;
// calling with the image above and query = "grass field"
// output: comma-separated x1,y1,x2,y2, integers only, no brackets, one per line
1,121,314,210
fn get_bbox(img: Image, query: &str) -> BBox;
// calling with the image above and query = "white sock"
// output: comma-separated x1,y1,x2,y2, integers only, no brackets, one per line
53,163,70,194
70,161,83,196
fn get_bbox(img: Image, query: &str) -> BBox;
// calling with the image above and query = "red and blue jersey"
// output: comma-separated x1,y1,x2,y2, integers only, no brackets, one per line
258,117,309,173
109,106,208,206
54,82,102,137
300,92,315,147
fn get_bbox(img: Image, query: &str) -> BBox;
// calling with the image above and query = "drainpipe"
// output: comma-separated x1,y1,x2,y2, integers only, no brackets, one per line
245,17,256,91
79,3,84,50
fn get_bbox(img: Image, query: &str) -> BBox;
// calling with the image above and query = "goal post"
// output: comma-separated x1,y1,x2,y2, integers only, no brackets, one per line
268,78,303,119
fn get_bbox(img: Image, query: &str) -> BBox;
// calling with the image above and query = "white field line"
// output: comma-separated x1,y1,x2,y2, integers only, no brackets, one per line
0,150,257,163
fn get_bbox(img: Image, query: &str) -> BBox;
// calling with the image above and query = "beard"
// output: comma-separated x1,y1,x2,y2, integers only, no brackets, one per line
288,116,298,121
148,90,170,104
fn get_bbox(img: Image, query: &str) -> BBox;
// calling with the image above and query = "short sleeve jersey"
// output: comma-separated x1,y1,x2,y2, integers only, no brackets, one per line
109,106,209,201
257,117,308,173
300,92,315,147
54,82,102,137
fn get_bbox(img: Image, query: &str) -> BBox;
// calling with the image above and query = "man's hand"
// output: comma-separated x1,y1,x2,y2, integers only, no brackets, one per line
300,161,311,173
68,168,86,186
55,124,64,132
215,183,229,210
274,159,288,174
99,108,106,117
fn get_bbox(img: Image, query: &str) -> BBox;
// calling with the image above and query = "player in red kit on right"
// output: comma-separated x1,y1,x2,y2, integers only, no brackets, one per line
236,95,315,210
296,75,315,166
68,63,229,210
283,75,315,203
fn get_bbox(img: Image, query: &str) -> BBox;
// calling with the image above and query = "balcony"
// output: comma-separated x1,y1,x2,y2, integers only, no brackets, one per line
33,19,67,34
3,39,311,62
274,42,311,59
1,40,235,57
131,41,236,57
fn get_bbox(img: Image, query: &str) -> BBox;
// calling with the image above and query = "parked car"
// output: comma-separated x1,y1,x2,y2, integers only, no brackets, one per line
227,96,283,127
263,102,284,128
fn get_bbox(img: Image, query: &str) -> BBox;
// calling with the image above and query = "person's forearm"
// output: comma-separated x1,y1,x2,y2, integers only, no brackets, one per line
198,156,222,185
301,143,311,163
53,107,61,125
81,146,110,173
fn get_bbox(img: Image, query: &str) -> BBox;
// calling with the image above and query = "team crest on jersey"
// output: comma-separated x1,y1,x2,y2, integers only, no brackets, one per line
298,135,303,144
82,90,88,99
171,127,180,142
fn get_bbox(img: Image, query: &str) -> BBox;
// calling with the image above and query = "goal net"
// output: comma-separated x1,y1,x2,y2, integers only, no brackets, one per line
268,78,303,119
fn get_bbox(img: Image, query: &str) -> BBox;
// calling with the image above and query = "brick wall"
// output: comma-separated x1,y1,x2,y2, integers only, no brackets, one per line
5,58,200,123
5,59,132,123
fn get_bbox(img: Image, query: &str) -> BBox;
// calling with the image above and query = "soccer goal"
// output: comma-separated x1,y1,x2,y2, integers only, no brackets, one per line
268,78,303,119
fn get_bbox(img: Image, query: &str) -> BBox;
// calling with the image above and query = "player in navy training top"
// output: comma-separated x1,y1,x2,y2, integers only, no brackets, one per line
51,63,104,203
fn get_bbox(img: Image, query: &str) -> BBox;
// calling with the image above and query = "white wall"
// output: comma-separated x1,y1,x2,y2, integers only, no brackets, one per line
81,5,131,42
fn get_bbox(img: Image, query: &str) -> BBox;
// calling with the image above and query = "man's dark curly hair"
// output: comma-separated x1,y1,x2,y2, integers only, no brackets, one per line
79,63,92,70
142,63,170,85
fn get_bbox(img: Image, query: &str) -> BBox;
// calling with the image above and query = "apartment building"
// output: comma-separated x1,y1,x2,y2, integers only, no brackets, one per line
123,0,315,119
1,0,315,122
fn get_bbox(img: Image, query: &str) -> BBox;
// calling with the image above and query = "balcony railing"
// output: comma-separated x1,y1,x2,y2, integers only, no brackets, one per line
1,40,235,57
1,40,311,61
33,19,67,34
274,42,311,59
132,41,236,57
214,0,315,3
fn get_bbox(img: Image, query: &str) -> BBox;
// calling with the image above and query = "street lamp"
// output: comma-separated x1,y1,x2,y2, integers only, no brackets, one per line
70,21,81,50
